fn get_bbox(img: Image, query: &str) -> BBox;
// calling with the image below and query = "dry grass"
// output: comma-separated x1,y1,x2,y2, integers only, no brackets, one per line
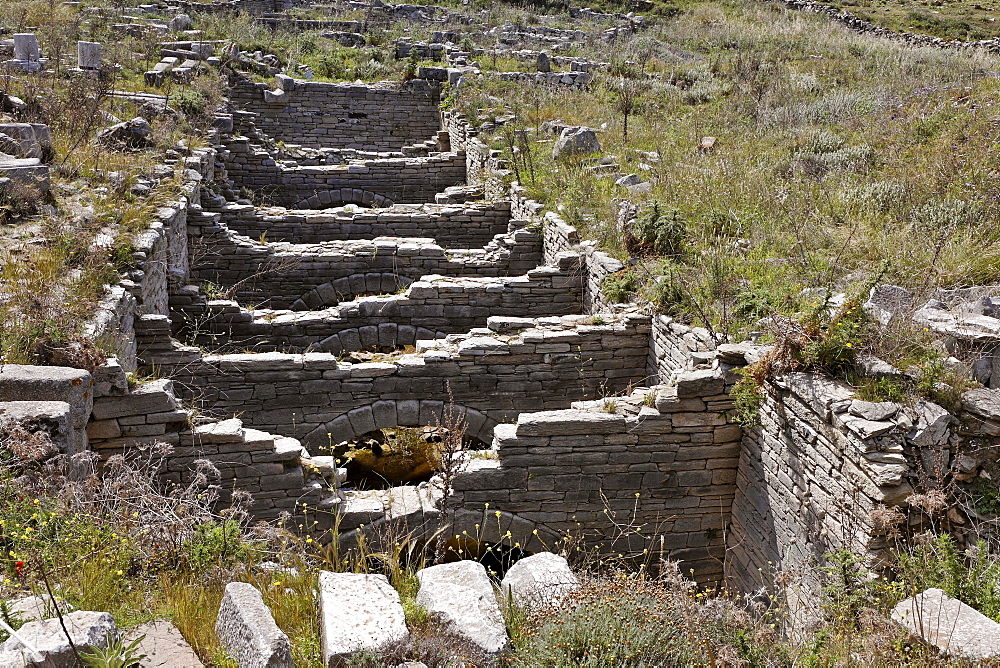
455,0,1000,339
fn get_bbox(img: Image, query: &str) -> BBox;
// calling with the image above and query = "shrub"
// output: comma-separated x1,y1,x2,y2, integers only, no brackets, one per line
601,270,640,304
626,202,687,258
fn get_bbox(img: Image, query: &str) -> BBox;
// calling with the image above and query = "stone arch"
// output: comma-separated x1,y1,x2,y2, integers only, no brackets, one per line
291,273,413,310
314,325,448,355
304,400,498,450
292,189,393,210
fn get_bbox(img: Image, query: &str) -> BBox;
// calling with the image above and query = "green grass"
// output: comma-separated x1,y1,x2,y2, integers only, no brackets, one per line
455,0,1000,342
824,0,1000,41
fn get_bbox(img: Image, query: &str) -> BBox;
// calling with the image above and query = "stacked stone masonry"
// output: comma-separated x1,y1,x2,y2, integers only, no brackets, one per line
228,78,441,150
216,201,512,247
171,253,584,353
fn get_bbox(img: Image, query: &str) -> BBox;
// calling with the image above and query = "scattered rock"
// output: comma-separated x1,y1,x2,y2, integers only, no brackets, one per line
908,400,954,448
319,571,408,665
416,560,508,653
1,611,116,667
552,126,600,160
614,173,641,187
892,588,1000,659
864,284,914,325
215,582,293,668
125,619,204,667
97,117,153,150
501,552,579,610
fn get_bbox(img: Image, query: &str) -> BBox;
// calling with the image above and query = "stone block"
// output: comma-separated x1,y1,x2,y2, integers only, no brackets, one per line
0,365,93,429
501,552,578,611
892,588,1000,659
416,561,507,654
0,401,73,453
91,379,175,421
125,619,204,667
1,611,115,666
675,369,725,399
215,582,293,668
319,571,408,664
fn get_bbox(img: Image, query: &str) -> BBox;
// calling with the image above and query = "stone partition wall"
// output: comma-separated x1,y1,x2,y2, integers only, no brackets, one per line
448,367,743,585
726,371,915,611
161,313,652,449
228,77,441,150
220,136,467,206
189,220,544,309
216,201,512,247
647,315,717,385
171,253,585,353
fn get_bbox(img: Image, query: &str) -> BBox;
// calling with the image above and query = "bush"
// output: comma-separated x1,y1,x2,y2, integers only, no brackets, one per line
626,202,687,258
601,270,640,304
511,578,698,666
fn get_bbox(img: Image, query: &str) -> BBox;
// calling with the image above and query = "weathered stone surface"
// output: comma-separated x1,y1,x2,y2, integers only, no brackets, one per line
0,401,72,454
4,595,75,623
319,571,408,665
908,400,953,447
848,400,898,422
77,41,101,70
1,611,116,667
501,552,578,610
675,369,724,398
416,561,507,653
97,117,153,150
215,582,293,668
892,588,1000,659
552,126,599,160
125,619,204,667
0,365,93,429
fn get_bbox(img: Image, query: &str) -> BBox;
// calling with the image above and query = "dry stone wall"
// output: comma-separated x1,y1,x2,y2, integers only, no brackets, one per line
216,201,511,247
448,367,743,584
725,370,917,613
220,136,467,206
159,313,651,449
171,253,584,353
228,77,441,150
189,219,543,309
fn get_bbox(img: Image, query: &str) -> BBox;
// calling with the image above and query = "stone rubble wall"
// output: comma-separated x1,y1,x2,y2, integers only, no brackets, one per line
220,134,467,206
188,217,544,309
448,366,742,585
170,253,585,353
85,364,329,523
215,200,511,248
647,315,717,385
442,112,510,200
228,77,442,150
160,313,652,451
725,371,915,611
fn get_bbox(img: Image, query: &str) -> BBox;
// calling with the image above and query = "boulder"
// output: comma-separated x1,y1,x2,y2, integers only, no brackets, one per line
319,571,408,665
215,582,293,668
169,14,192,31
97,117,153,150
552,126,600,160
892,588,1000,659
536,51,550,73
415,561,508,653
501,553,579,610
1,610,116,667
